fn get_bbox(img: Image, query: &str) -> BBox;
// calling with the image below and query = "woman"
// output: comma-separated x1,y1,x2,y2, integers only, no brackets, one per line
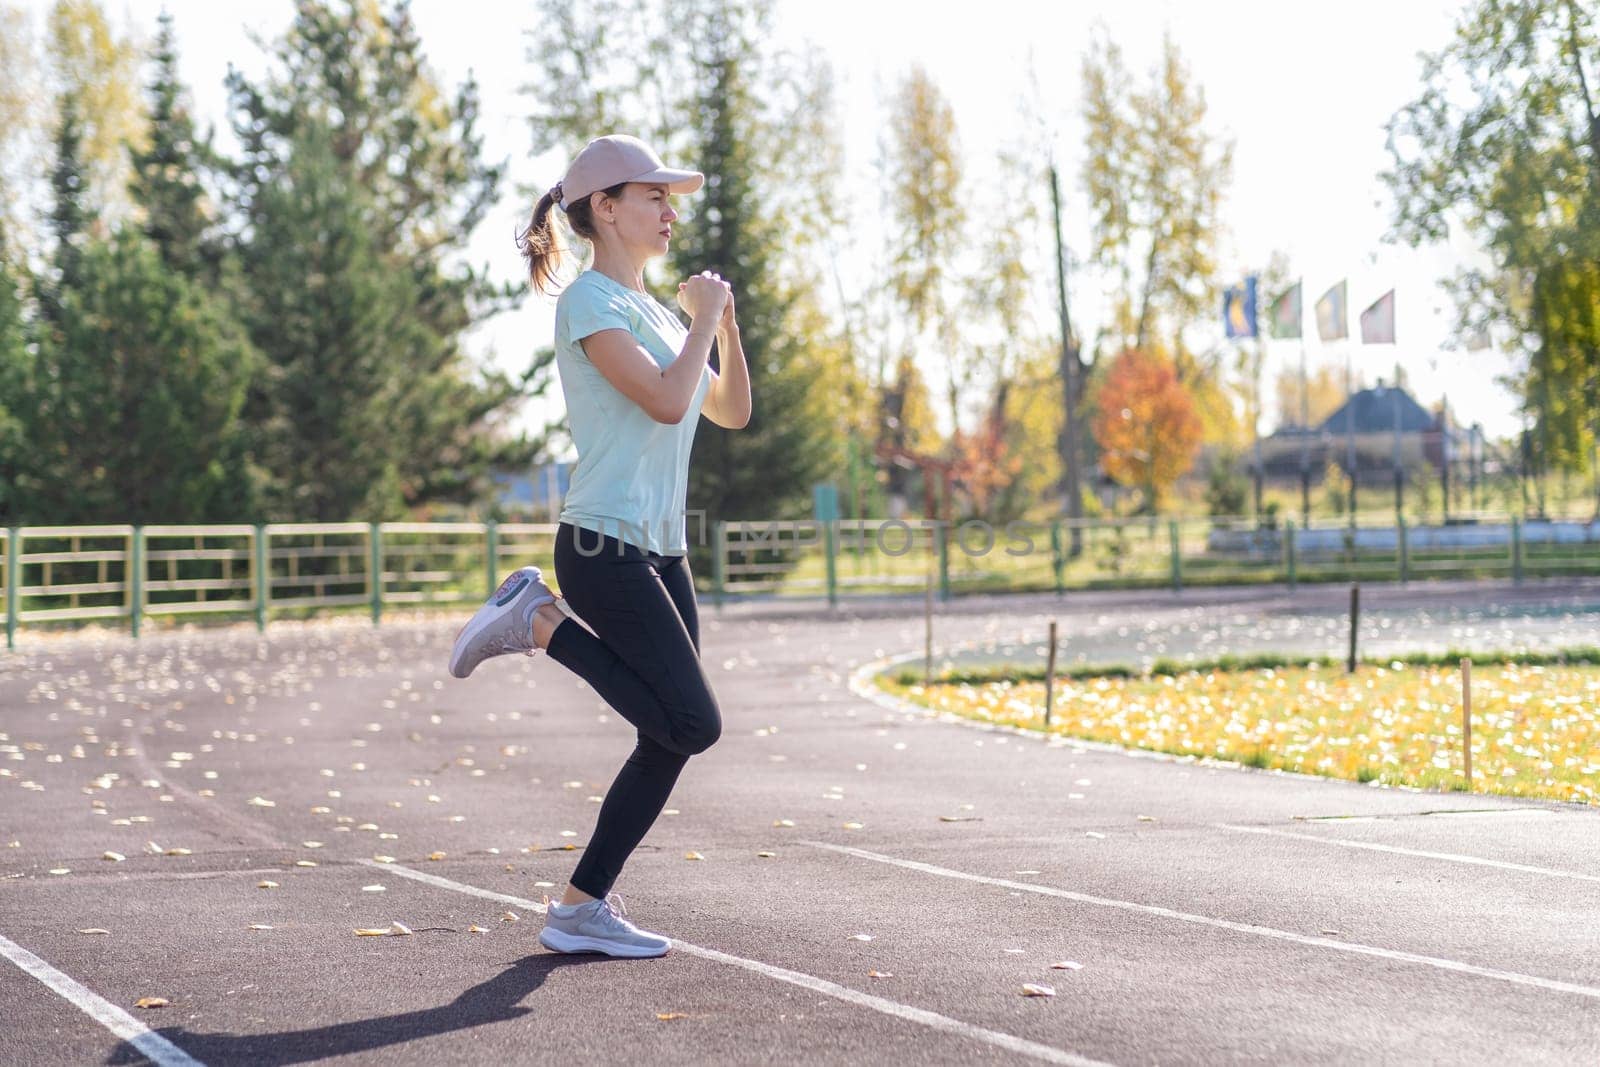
447,134,751,959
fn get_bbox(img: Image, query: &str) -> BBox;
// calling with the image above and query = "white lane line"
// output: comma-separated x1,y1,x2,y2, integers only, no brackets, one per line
1216,823,1600,884
365,860,1115,1067
800,841,1600,1002
0,931,204,1067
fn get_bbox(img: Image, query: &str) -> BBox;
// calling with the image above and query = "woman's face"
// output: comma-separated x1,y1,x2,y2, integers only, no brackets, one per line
597,182,679,260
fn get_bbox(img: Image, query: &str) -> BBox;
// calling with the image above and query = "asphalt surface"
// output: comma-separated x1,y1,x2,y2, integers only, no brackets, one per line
1,579,1598,1066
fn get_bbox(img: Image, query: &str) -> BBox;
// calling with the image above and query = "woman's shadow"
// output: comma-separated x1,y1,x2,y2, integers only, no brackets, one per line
107,953,628,1065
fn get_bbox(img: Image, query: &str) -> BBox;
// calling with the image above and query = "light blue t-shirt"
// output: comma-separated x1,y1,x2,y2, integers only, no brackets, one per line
553,269,712,555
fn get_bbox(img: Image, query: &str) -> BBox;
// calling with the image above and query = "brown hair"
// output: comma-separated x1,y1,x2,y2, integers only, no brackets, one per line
516,180,628,295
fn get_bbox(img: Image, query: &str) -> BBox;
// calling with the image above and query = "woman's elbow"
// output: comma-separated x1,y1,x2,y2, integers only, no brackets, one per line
653,400,690,425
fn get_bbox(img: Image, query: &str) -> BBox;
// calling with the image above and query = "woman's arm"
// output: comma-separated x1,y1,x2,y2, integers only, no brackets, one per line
703,320,751,429
579,324,717,425
578,275,727,424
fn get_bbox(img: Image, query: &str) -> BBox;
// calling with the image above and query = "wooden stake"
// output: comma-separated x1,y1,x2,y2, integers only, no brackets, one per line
1044,620,1058,727
1461,657,1473,787
923,561,933,688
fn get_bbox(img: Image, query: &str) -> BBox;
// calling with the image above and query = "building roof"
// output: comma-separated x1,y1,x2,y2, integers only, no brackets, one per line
1319,384,1436,435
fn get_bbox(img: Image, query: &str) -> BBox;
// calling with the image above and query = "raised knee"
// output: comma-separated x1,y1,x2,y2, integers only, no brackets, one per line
677,717,721,756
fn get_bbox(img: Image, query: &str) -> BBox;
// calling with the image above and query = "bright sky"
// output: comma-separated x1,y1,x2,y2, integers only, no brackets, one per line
19,0,1522,455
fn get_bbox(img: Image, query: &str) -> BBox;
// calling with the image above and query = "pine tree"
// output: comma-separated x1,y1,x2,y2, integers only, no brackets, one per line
40,89,89,328
128,10,214,278
234,120,406,520
35,231,256,522
0,218,31,521
667,1,840,563
227,0,534,517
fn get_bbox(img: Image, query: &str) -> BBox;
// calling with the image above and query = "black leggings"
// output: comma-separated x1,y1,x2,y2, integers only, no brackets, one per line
544,521,723,899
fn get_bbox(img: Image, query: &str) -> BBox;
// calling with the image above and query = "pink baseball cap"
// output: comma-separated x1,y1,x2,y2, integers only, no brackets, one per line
553,134,704,211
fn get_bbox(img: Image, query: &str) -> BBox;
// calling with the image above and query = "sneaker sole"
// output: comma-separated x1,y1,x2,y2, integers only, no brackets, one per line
538,926,670,959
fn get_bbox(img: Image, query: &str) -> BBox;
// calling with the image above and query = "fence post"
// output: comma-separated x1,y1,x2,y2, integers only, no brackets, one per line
5,528,18,650
369,523,383,626
485,519,500,596
1398,517,1409,584
254,524,269,633
824,519,837,607
1169,520,1182,593
1050,521,1064,595
1511,516,1523,584
713,521,726,610
935,522,950,602
1285,520,1297,592
129,527,144,638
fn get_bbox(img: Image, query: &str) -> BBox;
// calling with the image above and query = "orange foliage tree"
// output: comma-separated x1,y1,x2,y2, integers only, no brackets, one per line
1091,348,1203,512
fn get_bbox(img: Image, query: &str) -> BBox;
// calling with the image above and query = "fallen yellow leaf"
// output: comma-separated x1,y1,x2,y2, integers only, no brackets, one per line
773,819,795,827
389,922,413,936
77,928,110,935
1021,984,1056,997
354,928,391,936
294,860,317,868
249,924,273,931
867,970,893,978
684,851,704,861
102,851,125,862
372,855,396,863
1050,961,1083,971
756,851,776,858
257,881,279,889
164,848,192,856
467,924,488,934
656,1012,688,1021
134,997,169,1008
427,851,447,861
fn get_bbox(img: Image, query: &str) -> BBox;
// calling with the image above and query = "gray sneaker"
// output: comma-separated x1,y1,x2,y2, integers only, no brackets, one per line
448,566,559,679
538,893,671,959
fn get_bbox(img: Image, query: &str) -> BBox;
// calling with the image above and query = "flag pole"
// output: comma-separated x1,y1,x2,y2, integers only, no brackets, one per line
1253,334,1265,521
1440,392,1451,523
1299,334,1310,527
1392,373,1403,523
1346,340,1357,526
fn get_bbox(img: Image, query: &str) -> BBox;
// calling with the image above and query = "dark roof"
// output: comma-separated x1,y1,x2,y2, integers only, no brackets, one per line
1319,385,1436,435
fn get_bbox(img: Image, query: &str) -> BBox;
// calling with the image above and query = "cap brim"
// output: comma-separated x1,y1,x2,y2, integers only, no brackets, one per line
633,167,704,195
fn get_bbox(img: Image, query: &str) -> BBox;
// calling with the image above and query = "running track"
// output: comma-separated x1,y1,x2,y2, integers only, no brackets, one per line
2,580,1597,1065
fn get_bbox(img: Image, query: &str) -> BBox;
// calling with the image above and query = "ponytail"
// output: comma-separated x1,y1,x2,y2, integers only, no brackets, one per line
517,189,563,296
516,179,627,295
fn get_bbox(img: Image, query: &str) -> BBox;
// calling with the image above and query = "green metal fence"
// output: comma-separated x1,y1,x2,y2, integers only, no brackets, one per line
3,515,1598,646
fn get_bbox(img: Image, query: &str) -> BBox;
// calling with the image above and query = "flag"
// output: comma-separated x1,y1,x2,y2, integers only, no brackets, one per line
1269,282,1302,339
1360,289,1396,344
1222,276,1258,339
1315,281,1347,341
